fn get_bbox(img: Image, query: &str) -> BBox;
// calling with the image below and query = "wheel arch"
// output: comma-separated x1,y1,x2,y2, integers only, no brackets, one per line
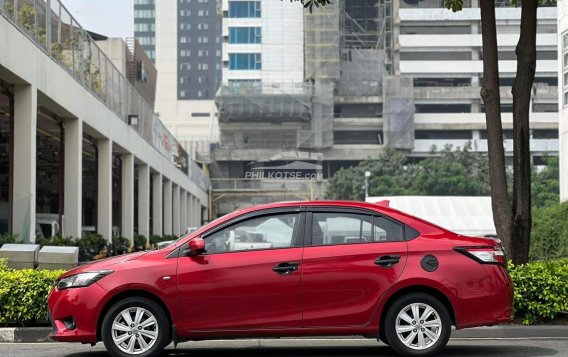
378,285,457,338
96,289,174,342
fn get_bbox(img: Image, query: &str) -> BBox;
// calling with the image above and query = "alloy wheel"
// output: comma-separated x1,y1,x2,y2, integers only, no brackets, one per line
394,302,442,351
111,307,159,355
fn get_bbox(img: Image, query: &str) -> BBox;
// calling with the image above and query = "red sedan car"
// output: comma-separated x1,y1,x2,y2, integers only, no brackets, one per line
48,201,513,357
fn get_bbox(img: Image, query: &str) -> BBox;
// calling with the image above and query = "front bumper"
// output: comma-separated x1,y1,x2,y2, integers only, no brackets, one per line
47,282,108,343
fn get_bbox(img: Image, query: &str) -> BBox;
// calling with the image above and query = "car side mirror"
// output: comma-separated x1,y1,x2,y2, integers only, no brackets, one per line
187,237,205,257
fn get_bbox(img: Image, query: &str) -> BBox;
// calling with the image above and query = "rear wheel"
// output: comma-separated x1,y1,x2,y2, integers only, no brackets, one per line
101,297,170,357
384,293,451,356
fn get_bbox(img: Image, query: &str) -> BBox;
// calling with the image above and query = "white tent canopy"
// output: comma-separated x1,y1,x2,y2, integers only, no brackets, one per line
366,196,496,237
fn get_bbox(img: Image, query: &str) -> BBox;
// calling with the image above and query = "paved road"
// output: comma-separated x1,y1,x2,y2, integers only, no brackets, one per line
1,338,567,357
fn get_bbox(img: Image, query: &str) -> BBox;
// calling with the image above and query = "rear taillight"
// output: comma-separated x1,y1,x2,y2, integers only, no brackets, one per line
455,244,507,265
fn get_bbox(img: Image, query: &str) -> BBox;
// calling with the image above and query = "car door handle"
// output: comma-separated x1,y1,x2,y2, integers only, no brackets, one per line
272,262,300,275
375,255,401,267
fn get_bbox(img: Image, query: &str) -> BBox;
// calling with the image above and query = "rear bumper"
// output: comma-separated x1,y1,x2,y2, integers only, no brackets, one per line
47,283,107,343
449,265,514,329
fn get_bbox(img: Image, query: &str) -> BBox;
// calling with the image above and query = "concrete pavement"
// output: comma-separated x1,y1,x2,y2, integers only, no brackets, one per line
1,338,567,356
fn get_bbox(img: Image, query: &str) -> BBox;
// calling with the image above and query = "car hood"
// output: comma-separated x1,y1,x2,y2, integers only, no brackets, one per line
58,252,148,278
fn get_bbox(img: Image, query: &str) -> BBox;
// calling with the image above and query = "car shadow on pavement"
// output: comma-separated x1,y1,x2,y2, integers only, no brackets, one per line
63,345,559,357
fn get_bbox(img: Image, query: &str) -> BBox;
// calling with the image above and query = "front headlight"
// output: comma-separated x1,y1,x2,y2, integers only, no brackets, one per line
57,270,113,290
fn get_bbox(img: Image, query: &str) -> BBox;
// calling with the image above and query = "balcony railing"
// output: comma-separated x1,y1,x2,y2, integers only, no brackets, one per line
0,0,209,190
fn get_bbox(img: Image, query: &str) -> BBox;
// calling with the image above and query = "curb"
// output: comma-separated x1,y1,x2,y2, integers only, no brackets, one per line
451,325,568,339
0,327,51,343
0,325,566,344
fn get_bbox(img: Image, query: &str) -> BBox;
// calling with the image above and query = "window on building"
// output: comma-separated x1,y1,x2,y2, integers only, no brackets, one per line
229,1,261,18
180,9,191,16
192,112,211,117
415,130,473,140
229,27,262,44
134,9,155,18
229,53,262,70
179,62,191,70
180,23,191,30
334,131,383,144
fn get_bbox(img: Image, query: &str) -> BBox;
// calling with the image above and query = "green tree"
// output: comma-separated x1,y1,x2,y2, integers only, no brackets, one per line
441,0,555,264
531,156,559,208
325,148,414,201
530,201,568,261
415,144,490,196
326,145,491,200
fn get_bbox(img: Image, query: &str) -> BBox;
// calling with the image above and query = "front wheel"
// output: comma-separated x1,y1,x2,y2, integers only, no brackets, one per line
101,297,170,357
384,293,451,356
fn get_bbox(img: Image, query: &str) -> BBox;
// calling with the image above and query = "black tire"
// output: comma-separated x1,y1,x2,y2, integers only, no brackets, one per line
384,293,451,357
379,329,389,345
101,297,170,357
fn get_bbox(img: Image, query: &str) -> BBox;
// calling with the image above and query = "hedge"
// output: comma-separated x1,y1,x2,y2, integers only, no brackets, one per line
0,258,566,326
0,260,65,326
509,259,568,324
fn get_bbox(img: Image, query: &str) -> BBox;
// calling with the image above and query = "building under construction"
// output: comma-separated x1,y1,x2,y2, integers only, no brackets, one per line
211,0,558,216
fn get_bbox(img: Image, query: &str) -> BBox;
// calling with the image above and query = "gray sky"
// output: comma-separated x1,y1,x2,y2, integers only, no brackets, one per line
60,0,133,39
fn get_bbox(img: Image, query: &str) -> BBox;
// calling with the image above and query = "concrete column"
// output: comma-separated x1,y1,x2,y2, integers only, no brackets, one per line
152,172,163,236
64,118,82,239
12,85,37,243
186,193,192,228
121,154,135,245
180,189,187,234
137,164,150,244
196,199,202,226
163,179,172,235
191,196,199,227
173,184,181,236
97,138,112,242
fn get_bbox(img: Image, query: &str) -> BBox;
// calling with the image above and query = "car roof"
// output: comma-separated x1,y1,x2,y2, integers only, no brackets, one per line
226,200,421,224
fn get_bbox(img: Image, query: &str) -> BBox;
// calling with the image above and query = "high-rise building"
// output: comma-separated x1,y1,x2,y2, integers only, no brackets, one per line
211,0,559,216
134,0,156,62
136,0,222,160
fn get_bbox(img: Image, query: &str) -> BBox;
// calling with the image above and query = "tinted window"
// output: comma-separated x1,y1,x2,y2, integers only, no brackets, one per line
310,213,404,246
205,214,298,253
311,213,373,246
373,216,404,242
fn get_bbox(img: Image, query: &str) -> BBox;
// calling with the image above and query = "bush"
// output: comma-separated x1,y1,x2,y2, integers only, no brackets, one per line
0,268,65,326
0,233,17,246
0,258,8,272
530,202,568,261
134,234,148,251
510,259,568,324
112,237,130,256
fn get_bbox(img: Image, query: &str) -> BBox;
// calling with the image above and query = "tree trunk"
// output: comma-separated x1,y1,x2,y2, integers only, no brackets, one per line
511,0,537,265
479,1,513,254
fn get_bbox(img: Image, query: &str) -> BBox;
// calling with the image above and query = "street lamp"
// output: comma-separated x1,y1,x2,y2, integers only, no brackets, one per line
364,171,371,201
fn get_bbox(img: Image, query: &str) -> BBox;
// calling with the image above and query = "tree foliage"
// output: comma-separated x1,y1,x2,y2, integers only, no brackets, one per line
288,0,332,12
530,201,568,261
326,145,492,200
532,156,559,208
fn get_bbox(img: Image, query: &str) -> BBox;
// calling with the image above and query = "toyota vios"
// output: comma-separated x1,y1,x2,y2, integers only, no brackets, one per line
48,201,513,357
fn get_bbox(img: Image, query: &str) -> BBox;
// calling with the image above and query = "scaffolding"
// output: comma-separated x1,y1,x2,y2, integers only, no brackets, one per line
215,0,404,151
215,82,312,122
